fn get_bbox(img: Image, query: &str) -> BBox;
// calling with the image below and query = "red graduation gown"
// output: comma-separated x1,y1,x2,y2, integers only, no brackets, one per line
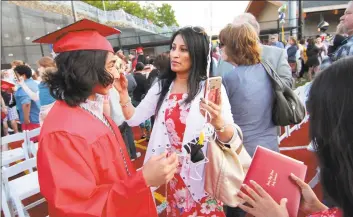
37,101,157,217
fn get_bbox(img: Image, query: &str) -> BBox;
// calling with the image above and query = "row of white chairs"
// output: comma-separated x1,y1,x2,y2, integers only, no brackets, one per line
1,128,40,167
1,127,47,217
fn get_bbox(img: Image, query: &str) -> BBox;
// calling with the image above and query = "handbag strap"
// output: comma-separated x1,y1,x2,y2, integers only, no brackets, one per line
260,59,285,91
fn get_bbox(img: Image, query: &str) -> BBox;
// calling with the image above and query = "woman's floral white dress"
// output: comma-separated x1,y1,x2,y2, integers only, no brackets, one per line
165,93,224,217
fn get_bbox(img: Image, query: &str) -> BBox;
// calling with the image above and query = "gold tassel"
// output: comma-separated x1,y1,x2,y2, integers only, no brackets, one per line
198,131,205,145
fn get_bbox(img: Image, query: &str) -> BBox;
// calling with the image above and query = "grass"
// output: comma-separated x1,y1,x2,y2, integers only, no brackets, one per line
294,71,311,88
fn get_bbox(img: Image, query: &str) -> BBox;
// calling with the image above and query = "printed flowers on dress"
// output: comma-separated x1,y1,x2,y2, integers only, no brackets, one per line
200,202,217,215
173,187,196,211
167,94,178,115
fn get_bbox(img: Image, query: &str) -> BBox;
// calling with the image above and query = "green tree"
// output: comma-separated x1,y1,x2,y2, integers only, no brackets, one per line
110,1,144,17
82,0,178,27
141,2,158,24
156,3,178,27
83,1,104,10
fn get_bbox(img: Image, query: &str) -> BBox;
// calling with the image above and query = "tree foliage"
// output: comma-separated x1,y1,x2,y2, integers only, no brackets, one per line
156,4,178,27
82,0,178,27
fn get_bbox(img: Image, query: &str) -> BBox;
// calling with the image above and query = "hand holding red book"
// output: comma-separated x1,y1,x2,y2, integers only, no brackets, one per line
239,146,307,217
238,180,290,217
237,173,332,217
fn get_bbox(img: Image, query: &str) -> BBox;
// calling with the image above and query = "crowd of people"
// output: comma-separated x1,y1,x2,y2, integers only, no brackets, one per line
265,22,350,82
1,1,353,217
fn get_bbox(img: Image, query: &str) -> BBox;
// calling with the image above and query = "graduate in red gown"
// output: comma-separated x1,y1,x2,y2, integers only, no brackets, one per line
33,19,178,217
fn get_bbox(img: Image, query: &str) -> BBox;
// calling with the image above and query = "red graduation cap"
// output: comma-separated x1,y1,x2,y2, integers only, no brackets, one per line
1,79,15,91
32,19,121,53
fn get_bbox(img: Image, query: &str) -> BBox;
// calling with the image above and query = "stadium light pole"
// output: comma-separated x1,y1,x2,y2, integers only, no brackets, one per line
71,0,77,22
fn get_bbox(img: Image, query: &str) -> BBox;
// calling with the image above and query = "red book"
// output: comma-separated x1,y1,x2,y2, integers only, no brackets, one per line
242,146,307,217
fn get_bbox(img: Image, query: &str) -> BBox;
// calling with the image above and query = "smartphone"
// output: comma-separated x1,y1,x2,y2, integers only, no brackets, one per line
204,77,222,105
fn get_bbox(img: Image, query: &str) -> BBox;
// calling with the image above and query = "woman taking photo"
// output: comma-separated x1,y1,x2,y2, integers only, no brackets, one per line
115,26,239,216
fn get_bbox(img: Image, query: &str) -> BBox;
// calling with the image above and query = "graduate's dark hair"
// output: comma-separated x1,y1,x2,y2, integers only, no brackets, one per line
307,56,353,217
45,50,114,107
155,26,211,115
137,54,147,65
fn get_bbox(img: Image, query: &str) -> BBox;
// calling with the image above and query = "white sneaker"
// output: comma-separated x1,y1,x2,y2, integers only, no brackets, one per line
136,152,142,158
131,152,142,162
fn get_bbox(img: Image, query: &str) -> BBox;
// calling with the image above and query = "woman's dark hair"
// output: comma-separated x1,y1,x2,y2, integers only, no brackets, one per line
45,50,113,107
146,53,169,91
155,26,211,115
14,65,32,79
307,38,315,49
154,53,170,73
307,56,353,217
135,62,145,71
137,54,147,65
148,58,154,65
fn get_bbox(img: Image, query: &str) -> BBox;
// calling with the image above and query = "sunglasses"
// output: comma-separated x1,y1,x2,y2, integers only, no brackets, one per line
181,26,207,35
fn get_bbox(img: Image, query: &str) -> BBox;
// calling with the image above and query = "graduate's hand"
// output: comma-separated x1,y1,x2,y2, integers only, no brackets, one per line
142,152,179,187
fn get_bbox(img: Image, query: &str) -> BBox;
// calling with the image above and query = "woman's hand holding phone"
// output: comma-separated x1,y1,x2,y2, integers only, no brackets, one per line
200,77,225,129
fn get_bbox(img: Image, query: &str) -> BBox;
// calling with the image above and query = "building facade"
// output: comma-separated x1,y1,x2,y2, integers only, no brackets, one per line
244,0,349,43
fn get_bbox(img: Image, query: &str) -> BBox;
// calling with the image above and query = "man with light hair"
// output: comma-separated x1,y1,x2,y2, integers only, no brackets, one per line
217,12,293,88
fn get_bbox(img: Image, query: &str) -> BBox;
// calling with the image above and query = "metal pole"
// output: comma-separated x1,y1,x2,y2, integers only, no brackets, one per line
102,0,107,21
118,36,122,48
298,0,303,40
40,44,44,57
71,0,77,22
277,19,280,37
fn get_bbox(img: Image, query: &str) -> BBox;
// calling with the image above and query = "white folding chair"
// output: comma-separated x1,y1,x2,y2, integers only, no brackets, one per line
277,126,289,144
26,127,41,157
1,183,12,217
1,132,30,167
2,157,45,217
